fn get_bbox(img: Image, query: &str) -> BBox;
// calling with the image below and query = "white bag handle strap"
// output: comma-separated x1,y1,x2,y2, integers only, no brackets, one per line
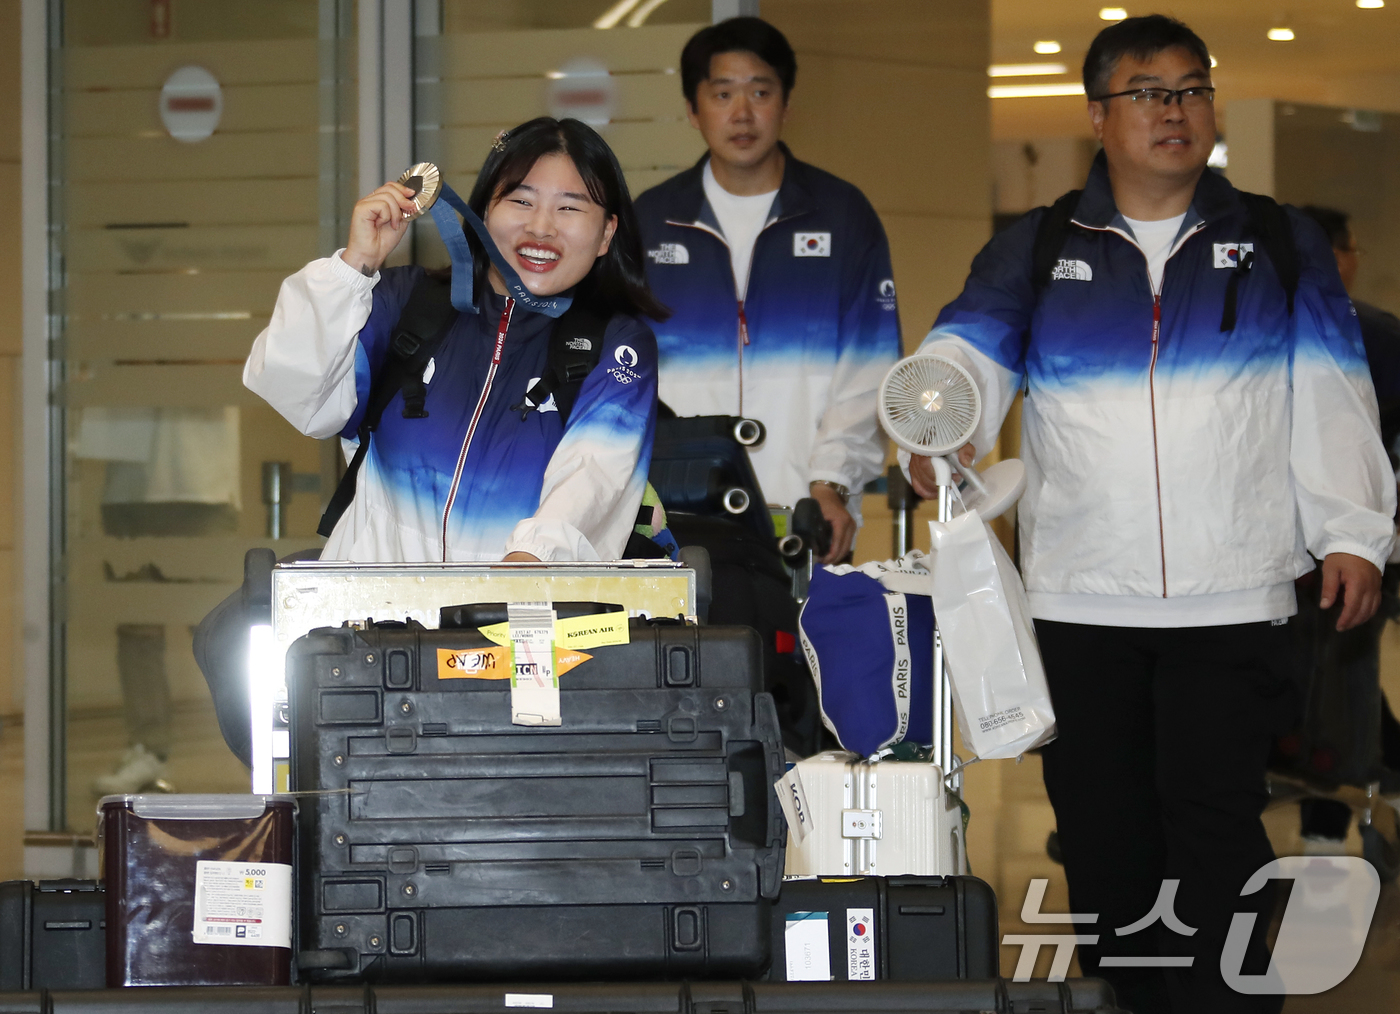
881,591,912,751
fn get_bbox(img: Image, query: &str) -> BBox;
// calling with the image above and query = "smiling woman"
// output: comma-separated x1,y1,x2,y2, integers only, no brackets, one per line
464,118,669,320
243,117,671,564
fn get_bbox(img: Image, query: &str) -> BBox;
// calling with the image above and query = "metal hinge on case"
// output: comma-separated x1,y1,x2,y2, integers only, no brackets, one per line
841,808,883,839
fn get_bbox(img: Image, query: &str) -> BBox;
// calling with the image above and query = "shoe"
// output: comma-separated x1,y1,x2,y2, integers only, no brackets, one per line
91,744,170,796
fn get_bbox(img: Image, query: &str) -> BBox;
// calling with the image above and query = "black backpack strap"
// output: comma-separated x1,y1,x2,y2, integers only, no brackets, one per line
1221,192,1299,332
511,304,611,424
317,271,458,537
1032,189,1084,293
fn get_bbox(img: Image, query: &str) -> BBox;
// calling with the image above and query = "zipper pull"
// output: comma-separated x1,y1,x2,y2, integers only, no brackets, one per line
738,299,750,346
1152,294,1161,334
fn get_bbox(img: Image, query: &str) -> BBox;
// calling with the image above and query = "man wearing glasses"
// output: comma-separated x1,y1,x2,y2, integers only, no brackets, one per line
908,15,1393,1014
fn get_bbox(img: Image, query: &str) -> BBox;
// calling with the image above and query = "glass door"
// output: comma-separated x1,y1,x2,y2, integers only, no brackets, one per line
51,0,355,830
413,1,711,269
45,0,717,834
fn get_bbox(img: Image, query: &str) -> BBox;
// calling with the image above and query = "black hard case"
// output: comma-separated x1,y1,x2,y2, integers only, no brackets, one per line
0,880,106,991
288,618,786,983
766,877,999,981
0,979,1127,1013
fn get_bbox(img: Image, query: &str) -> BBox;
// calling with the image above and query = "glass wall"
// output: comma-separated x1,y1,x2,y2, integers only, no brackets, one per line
413,0,710,268
51,0,355,829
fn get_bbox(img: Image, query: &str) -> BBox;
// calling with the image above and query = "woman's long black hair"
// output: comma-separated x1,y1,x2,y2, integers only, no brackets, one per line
465,117,670,322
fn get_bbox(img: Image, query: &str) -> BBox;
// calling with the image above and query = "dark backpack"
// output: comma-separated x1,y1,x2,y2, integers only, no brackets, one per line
317,272,611,537
1030,187,1300,332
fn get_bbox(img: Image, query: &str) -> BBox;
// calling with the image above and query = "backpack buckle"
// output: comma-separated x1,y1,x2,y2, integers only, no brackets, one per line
391,329,423,358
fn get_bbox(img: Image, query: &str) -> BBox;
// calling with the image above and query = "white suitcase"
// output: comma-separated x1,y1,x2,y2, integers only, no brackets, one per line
779,751,964,877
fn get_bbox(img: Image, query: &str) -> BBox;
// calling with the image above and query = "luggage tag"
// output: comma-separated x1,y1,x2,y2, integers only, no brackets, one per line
507,602,560,726
776,763,815,845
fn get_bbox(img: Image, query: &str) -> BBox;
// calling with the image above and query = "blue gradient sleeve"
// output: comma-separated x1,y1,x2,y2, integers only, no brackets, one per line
507,316,659,561
931,210,1041,377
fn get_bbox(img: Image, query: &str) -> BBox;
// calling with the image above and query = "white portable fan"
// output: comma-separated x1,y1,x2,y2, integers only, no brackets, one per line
877,353,1026,520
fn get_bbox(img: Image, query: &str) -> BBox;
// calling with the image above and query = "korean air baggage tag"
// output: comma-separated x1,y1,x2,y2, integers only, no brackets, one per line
508,602,560,726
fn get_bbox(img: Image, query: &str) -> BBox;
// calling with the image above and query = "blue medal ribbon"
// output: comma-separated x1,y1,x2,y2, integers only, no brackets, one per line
427,182,572,319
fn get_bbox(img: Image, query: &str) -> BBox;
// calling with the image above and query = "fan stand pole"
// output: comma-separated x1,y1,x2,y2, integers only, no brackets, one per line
929,458,957,787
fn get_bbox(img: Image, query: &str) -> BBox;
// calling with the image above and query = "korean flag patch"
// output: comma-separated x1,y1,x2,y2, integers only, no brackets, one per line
1213,242,1254,268
794,232,831,257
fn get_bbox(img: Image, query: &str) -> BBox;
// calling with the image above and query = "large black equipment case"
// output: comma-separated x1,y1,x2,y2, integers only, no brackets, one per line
0,880,106,991
766,877,999,982
288,617,786,983
0,980,1127,1012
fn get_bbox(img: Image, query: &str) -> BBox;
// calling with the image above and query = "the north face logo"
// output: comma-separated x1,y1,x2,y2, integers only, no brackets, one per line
1051,258,1093,281
647,243,689,265
565,337,593,351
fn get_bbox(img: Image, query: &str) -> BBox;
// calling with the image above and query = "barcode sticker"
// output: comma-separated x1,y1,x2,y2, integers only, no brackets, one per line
191,860,292,948
508,602,560,726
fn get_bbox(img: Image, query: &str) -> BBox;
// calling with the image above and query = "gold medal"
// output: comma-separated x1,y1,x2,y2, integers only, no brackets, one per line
397,162,442,220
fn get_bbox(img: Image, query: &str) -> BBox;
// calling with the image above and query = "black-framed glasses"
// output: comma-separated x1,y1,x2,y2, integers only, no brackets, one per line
1092,86,1216,108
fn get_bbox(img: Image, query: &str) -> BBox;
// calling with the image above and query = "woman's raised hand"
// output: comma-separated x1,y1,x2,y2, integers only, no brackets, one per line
340,182,420,276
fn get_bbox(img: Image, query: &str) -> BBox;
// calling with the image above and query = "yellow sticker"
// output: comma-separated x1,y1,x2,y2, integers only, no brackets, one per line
438,645,511,679
554,611,630,649
478,612,628,651
437,645,592,680
477,622,511,648
772,512,789,537
554,649,592,676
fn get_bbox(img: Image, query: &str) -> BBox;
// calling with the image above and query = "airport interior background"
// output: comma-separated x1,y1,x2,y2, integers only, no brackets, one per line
3,0,1400,1002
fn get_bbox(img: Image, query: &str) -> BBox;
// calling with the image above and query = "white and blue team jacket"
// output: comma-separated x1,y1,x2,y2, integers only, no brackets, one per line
245,252,658,563
912,156,1395,627
635,148,902,512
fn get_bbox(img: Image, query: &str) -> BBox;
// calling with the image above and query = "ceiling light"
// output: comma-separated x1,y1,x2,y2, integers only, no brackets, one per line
1267,27,1295,41
1357,0,1384,8
1033,40,1062,54
989,63,1068,77
1099,7,1128,20
626,0,671,26
1210,55,1218,67
988,83,1088,99
593,0,641,28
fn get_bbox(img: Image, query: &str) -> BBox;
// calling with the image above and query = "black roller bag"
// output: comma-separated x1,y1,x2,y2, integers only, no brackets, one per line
288,615,786,983
0,880,106,990
0,979,1127,1012
649,414,774,542
766,876,999,982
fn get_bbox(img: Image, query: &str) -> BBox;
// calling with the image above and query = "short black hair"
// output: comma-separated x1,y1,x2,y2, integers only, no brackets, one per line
466,117,668,321
680,17,796,108
1083,14,1211,101
1298,205,1353,251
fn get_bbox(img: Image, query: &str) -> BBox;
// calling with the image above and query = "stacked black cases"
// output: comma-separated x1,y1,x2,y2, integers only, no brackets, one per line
289,618,785,983
766,876,999,981
0,880,106,990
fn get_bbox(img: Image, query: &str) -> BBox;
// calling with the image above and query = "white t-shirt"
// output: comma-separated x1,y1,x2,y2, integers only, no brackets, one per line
702,160,778,299
1122,213,1186,294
